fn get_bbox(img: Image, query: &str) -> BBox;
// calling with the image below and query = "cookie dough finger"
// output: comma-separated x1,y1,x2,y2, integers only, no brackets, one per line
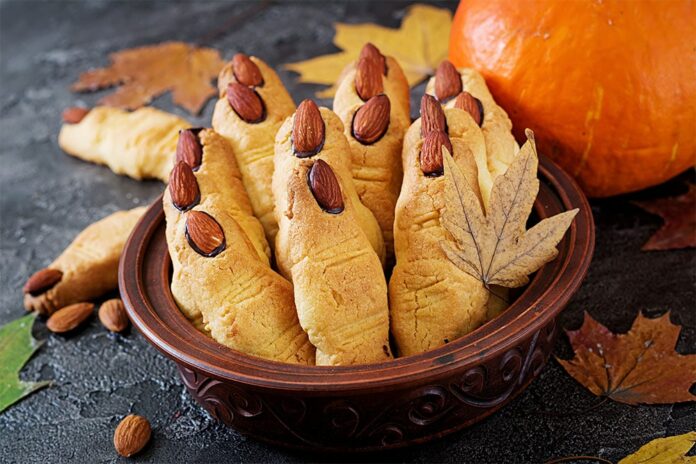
23,207,146,315
58,106,189,181
212,54,296,245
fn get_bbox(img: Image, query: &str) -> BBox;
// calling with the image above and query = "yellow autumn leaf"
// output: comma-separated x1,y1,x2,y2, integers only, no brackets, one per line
441,130,578,288
284,4,452,97
619,432,696,464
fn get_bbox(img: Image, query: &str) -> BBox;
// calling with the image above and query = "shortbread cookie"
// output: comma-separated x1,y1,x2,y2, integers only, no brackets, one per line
58,106,189,181
273,99,386,277
425,61,519,186
333,44,410,262
23,207,146,316
389,102,491,357
172,128,270,263
164,137,313,364
212,54,296,245
275,158,391,365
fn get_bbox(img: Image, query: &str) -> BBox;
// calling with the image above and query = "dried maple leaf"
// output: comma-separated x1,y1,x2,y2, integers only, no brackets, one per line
284,4,452,97
558,311,696,405
441,130,578,288
633,184,696,251
72,41,224,115
618,431,696,464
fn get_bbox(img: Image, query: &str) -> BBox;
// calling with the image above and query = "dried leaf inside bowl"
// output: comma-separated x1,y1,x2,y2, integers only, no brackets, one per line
441,129,578,288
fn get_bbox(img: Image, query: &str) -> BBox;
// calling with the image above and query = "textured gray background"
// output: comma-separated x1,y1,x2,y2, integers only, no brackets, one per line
0,1,694,463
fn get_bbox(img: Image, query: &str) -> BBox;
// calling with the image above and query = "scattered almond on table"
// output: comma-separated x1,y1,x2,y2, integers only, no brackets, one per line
99,298,130,333
46,302,94,333
114,414,151,457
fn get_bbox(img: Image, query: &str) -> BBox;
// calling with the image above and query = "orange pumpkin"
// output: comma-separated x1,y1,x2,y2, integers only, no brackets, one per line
449,0,696,197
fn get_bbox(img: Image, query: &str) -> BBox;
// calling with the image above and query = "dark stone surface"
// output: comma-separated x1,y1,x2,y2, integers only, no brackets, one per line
0,1,694,463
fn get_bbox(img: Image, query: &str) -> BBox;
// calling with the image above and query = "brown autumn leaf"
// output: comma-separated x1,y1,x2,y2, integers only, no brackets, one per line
633,184,696,251
557,311,696,405
441,129,578,288
71,41,224,115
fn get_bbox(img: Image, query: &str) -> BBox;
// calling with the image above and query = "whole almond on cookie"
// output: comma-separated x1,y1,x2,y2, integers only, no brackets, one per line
420,94,447,136
62,107,90,124
309,159,344,214
454,91,484,127
420,130,452,177
232,53,263,87
227,82,265,123
176,129,203,170
434,60,462,102
23,268,63,296
185,211,226,257
169,161,200,211
352,94,390,144
292,99,325,157
99,298,129,333
114,414,151,457
355,56,384,101
359,43,386,75
46,302,94,333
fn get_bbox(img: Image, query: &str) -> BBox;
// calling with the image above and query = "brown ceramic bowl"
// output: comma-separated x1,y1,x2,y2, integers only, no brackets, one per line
119,154,594,452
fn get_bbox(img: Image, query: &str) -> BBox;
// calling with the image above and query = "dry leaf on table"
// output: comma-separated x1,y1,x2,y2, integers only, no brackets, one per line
618,431,696,464
558,311,696,405
284,4,451,97
441,130,578,288
633,184,696,251
72,41,224,115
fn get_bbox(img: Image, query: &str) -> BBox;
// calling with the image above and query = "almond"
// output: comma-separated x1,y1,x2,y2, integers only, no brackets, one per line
176,129,203,170
99,298,129,333
292,99,325,157
227,83,265,123
454,91,484,127
232,53,263,87
169,161,200,211
114,414,151,458
23,268,63,296
185,211,226,257
308,159,344,214
46,302,94,333
434,60,462,102
355,56,384,101
359,43,386,75
420,130,452,177
420,94,447,136
62,107,90,124
352,94,390,144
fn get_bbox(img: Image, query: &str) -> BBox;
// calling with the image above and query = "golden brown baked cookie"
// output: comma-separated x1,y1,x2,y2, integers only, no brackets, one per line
164,131,313,364
425,62,519,189
274,158,391,365
333,44,410,263
211,54,296,245
23,207,146,315
273,100,386,276
389,102,491,357
58,106,189,181
172,128,270,263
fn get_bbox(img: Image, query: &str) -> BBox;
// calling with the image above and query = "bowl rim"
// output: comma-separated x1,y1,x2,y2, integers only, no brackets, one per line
119,154,594,392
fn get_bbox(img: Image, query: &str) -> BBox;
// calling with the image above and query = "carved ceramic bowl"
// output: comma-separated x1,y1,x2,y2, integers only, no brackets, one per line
119,154,594,452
